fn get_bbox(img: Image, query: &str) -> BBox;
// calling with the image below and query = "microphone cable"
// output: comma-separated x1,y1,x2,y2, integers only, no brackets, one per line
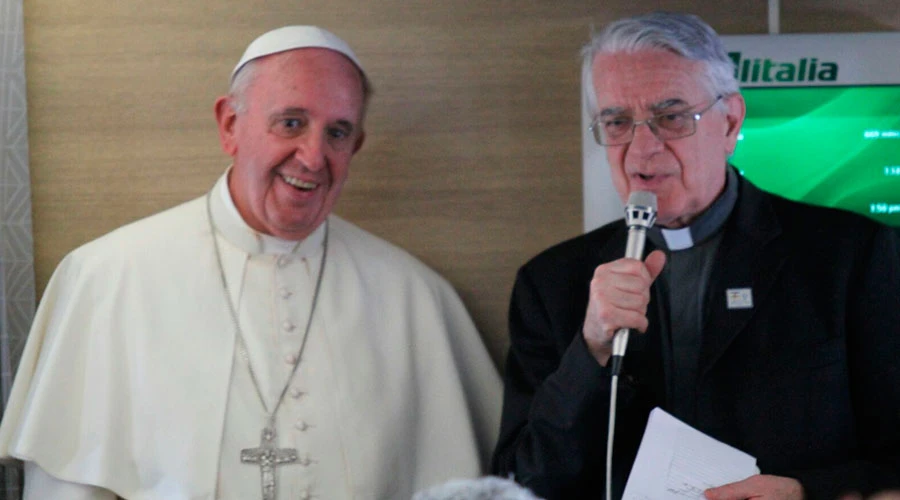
605,373,621,500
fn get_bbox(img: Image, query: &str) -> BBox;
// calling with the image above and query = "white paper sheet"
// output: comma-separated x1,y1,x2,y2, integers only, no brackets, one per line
622,407,760,499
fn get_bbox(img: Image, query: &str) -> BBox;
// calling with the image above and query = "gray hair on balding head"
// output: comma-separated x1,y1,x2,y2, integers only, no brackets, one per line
581,12,739,114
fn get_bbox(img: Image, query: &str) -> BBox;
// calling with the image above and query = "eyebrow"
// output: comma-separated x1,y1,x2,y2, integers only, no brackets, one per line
333,119,355,132
598,98,691,118
276,107,307,115
650,98,690,113
269,108,308,122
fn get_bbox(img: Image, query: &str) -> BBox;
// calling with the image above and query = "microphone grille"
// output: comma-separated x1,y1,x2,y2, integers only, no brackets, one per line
624,191,658,228
626,191,657,211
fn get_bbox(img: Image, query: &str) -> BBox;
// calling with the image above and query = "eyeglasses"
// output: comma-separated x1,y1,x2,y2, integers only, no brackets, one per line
589,95,724,146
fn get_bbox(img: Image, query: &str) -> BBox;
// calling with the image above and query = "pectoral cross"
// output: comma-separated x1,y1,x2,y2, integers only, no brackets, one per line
241,426,298,500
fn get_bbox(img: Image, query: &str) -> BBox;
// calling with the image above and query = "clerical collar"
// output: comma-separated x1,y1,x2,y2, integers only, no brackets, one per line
647,167,738,251
210,170,325,257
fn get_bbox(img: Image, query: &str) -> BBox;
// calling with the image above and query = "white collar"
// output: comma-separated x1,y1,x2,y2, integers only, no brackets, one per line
660,227,694,251
647,166,740,252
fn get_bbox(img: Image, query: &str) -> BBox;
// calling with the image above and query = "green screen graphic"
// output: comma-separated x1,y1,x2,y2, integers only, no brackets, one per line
731,86,900,227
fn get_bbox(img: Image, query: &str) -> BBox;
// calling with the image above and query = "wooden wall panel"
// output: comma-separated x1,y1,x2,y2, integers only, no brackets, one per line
22,1,900,367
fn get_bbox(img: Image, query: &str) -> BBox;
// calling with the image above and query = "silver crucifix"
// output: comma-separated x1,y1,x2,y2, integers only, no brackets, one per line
241,426,298,500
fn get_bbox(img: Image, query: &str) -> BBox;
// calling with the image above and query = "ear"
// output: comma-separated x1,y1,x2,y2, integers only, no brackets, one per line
722,93,746,156
352,130,366,154
214,96,239,156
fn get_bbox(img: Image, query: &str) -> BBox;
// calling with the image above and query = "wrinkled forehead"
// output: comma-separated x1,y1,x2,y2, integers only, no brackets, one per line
241,48,365,123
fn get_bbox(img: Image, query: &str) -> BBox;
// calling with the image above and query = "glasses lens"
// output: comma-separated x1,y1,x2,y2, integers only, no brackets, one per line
594,117,633,145
591,95,720,145
653,112,695,139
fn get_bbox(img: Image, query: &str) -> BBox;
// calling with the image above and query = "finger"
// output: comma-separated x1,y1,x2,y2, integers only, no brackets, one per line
592,265,654,295
587,287,650,322
704,475,757,500
586,305,650,335
704,474,805,500
592,273,646,294
624,311,650,333
644,249,667,282
600,256,653,278
591,279,650,306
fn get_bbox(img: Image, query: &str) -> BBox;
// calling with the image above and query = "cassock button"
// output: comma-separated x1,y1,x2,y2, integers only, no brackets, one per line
295,419,311,432
299,489,312,500
284,353,298,365
283,321,295,332
280,287,293,299
278,256,292,267
291,388,305,399
298,455,314,466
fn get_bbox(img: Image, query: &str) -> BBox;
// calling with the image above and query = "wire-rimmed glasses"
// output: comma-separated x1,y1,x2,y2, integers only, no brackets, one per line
589,95,724,146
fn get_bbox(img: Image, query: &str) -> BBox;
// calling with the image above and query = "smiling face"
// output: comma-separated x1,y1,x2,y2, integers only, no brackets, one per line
215,48,366,240
591,49,744,228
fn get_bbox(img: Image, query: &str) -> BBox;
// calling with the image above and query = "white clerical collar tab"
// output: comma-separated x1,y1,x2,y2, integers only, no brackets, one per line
726,288,754,309
661,227,693,251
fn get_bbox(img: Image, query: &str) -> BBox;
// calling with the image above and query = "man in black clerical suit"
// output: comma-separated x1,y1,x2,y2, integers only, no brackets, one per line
492,12,900,500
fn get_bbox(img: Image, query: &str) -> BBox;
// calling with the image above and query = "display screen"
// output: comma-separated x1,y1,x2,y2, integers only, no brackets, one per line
731,85,900,227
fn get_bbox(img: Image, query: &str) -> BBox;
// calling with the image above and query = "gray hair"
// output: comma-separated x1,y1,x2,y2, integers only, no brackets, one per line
228,59,259,115
581,12,739,115
228,55,373,117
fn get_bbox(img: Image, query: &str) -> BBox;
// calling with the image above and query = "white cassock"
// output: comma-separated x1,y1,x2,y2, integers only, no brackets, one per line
0,172,503,499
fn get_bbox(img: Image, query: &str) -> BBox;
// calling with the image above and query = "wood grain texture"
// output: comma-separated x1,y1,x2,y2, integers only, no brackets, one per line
22,1,900,367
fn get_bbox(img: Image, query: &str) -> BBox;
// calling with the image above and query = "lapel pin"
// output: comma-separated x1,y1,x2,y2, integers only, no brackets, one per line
726,288,753,309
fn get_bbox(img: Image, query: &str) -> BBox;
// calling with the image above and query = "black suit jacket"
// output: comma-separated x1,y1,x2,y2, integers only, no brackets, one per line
492,174,900,499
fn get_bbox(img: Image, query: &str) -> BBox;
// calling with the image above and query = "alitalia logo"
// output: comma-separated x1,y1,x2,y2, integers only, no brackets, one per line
729,51,838,83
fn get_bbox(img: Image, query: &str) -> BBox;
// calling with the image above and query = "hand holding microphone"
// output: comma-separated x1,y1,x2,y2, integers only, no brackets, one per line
582,191,665,373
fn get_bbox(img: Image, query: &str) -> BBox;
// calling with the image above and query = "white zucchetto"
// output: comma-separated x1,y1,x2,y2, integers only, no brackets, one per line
231,25,365,82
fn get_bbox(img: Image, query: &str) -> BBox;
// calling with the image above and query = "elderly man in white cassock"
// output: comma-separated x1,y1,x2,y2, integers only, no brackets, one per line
0,26,502,500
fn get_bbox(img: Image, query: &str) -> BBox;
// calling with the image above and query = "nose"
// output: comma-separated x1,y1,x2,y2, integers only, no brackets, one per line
294,131,327,171
628,120,665,155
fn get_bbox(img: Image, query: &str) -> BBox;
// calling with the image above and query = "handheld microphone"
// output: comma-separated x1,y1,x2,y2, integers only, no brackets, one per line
609,191,657,376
